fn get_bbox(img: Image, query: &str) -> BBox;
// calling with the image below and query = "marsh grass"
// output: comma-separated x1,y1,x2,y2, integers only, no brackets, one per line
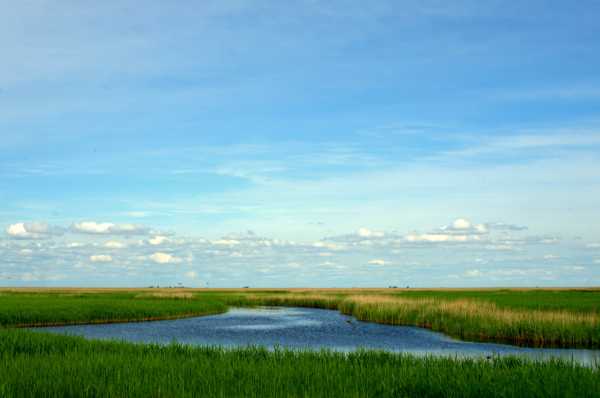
238,293,600,347
0,292,226,327
0,329,598,398
2,288,599,347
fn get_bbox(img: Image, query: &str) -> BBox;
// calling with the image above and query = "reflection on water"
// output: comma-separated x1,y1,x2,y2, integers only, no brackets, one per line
36,307,600,365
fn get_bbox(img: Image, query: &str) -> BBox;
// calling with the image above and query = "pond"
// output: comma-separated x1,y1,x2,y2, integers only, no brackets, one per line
37,307,600,365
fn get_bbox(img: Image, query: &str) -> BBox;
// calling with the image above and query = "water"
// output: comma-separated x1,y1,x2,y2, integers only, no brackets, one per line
37,307,600,365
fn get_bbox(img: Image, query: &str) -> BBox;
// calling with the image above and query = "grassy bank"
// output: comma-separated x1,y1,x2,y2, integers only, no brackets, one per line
213,290,600,348
0,329,598,398
0,291,227,327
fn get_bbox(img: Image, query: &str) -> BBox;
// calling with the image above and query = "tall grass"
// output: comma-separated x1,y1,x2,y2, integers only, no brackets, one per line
239,293,600,348
0,292,227,327
393,289,600,313
339,295,600,348
0,329,598,398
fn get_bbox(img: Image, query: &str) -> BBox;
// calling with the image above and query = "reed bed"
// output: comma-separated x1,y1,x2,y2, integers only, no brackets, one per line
239,293,600,347
0,329,598,398
0,292,226,328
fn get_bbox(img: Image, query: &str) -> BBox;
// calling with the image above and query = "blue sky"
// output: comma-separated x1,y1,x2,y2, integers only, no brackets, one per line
1,0,600,287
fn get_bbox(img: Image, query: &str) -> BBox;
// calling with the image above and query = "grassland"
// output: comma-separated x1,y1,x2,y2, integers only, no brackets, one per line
0,288,599,397
1,328,598,398
1,288,599,347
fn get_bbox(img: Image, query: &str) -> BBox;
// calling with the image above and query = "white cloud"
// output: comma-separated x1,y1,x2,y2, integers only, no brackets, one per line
148,235,170,245
586,243,600,249
149,252,182,264
211,239,240,246
357,228,385,238
90,254,113,263
312,241,344,251
6,222,62,239
405,218,495,244
452,218,471,230
368,259,387,265
441,218,488,234
464,269,483,277
104,241,126,249
72,221,149,235
406,233,481,243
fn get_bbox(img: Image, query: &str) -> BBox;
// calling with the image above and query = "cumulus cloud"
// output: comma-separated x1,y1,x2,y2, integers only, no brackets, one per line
90,254,113,262
324,228,389,245
148,235,169,245
71,221,149,235
450,218,472,230
312,241,345,251
6,222,62,239
406,233,482,243
440,218,488,235
211,239,240,246
149,252,182,264
403,218,527,245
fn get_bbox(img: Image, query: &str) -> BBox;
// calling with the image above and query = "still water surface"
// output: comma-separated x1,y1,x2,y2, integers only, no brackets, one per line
39,307,599,365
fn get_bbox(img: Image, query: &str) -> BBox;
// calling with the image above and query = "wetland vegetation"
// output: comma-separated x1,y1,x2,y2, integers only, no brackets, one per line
1,328,600,398
1,288,599,397
1,288,599,347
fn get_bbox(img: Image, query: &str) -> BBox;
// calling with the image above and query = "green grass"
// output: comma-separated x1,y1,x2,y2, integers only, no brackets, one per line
0,292,227,327
0,329,598,398
393,289,600,314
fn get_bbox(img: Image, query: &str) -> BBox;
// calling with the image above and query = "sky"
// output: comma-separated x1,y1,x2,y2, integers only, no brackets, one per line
1,0,600,287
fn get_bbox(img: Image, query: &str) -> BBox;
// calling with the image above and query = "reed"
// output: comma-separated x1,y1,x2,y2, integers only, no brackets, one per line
239,293,600,347
0,292,226,328
0,329,597,398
